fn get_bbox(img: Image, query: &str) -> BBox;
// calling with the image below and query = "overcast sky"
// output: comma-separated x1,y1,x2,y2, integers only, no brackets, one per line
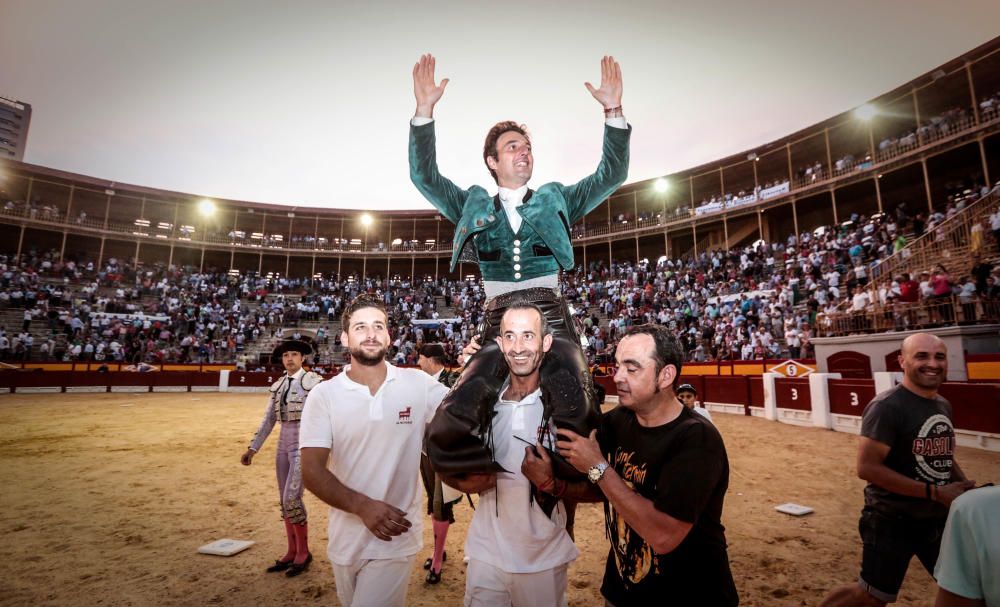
2,0,999,210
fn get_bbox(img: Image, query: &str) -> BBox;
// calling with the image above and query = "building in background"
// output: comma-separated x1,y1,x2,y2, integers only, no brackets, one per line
0,96,32,161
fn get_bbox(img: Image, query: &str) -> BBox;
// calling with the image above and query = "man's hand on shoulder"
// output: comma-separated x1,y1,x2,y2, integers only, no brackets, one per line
585,56,623,114
412,53,449,119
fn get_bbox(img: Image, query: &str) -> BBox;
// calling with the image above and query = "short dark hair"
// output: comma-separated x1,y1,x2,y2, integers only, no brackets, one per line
341,295,387,328
483,121,530,184
419,343,448,365
623,324,684,390
501,302,549,336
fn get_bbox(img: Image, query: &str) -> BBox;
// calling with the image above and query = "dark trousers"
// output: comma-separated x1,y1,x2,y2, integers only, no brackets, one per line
425,288,599,481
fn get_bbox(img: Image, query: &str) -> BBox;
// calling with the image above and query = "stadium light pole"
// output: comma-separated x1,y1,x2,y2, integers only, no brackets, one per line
360,213,373,283
854,104,883,212
653,178,671,258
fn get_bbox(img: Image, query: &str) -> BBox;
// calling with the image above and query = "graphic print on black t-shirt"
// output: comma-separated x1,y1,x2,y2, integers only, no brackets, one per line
912,413,954,482
605,445,656,585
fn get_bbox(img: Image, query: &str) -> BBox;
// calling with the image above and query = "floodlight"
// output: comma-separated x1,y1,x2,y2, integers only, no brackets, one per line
360,213,373,227
198,198,216,216
854,104,877,121
654,178,670,193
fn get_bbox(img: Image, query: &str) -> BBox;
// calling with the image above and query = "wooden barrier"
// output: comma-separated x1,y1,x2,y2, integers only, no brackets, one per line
939,382,1000,450
2,368,997,452
827,378,876,433
703,376,750,416
773,377,813,426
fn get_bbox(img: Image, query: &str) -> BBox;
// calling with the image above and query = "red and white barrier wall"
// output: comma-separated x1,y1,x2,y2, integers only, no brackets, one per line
5,369,998,451
598,372,998,452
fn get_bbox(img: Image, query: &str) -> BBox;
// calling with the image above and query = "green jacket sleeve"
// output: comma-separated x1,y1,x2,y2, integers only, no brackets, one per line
409,121,469,225
562,124,632,226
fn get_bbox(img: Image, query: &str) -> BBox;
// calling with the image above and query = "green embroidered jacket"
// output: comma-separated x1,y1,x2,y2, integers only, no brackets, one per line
409,121,631,282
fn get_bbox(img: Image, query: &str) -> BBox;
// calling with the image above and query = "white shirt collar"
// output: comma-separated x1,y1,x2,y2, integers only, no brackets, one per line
498,185,529,206
338,361,397,392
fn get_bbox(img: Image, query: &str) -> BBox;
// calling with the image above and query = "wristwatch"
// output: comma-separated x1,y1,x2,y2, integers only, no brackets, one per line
588,462,609,484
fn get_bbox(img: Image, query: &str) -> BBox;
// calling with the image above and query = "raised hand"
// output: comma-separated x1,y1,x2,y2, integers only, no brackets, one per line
584,55,623,110
359,498,413,541
413,53,449,118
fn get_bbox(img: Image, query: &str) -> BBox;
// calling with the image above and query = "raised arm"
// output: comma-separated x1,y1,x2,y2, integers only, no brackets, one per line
409,55,468,224
585,55,624,117
413,54,449,119
562,56,630,224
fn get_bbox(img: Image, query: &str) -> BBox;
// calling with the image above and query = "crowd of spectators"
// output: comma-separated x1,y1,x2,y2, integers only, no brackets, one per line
1,176,996,367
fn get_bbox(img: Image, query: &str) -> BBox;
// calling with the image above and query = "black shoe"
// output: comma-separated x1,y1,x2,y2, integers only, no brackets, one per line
285,552,313,578
425,569,441,584
266,559,293,573
423,551,446,570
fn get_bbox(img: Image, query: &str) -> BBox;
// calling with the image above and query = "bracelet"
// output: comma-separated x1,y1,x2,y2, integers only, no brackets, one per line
552,479,567,498
603,105,623,116
539,477,555,494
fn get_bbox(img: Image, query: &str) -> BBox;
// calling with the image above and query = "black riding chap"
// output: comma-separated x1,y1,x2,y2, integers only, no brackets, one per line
425,288,599,482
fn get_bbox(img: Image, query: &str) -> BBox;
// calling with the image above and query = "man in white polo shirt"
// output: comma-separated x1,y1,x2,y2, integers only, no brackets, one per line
300,296,449,607
443,303,578,606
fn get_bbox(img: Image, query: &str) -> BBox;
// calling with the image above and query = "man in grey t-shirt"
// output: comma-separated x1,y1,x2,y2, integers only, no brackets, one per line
821,333,975,606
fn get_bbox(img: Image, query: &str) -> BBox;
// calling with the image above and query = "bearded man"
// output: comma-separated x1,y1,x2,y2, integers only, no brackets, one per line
299,296,449,607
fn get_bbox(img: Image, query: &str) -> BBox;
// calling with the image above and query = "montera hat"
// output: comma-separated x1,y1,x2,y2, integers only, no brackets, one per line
272,338,313,362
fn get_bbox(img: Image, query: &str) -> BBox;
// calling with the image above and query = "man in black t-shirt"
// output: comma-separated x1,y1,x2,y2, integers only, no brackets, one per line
521,325,737,606
821,333,975,606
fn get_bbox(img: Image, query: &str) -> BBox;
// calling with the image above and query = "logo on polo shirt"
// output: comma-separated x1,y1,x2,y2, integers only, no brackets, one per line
397,406,413,424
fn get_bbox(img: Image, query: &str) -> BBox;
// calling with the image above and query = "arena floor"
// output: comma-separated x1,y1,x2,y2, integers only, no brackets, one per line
1,393,997,607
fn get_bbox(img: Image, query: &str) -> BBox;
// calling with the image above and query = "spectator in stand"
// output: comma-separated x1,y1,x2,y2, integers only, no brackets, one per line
990,208,1000,254
971,254,993,296
898,273,920,304
785,323,802,359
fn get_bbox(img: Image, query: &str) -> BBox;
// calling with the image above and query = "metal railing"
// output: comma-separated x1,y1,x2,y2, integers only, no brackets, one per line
817,295,1000,337
868,186,1000,290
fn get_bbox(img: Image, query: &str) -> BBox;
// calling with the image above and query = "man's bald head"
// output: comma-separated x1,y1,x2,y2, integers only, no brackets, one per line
900,333,946,357
898,332,948,395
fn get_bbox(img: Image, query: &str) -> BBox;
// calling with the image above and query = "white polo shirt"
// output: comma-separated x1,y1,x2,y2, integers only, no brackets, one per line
464,384,579,573
299,362,448,566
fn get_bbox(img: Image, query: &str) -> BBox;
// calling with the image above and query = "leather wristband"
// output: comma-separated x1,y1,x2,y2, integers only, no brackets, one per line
603,105,623,116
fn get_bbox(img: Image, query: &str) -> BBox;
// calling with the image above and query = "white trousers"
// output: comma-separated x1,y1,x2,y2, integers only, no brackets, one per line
332,556,415,607
464,558,568,607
